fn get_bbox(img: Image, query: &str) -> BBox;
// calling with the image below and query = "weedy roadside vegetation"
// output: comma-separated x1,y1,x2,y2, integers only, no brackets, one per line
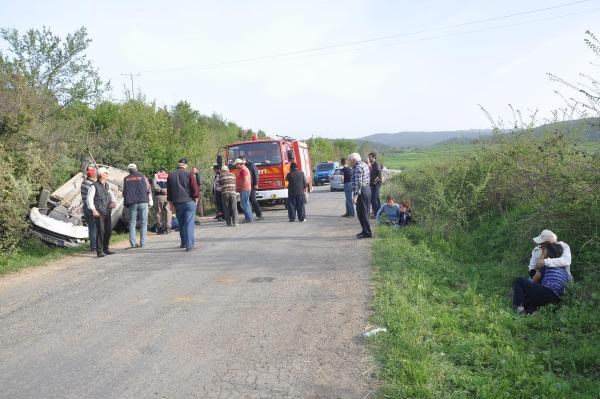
371,129,600,398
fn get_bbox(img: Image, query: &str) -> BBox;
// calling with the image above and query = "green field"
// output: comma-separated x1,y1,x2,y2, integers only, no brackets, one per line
381,141,600,172
380,144,478,171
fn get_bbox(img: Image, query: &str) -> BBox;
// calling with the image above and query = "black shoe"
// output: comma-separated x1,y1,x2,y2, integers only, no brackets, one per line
104,250,115,255
97,253,105,258
179,244,185,248
256,216,264,221
346,214,355,218
356,232,365,237
340,214,349,217
357,233,372,239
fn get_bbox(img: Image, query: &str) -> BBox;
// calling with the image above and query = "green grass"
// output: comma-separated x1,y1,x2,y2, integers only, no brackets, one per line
381,141,599,172
0,233,129,275
370,224,600,399
381,144,477,171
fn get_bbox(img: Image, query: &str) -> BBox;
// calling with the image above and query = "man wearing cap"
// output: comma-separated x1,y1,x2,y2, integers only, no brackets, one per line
286,162,307,222
86,167,117,257
219,165,238,226
234,158,253,223
167,158,200,251
152,167,171,234
240,155,263,221
81,167,97,251
349,152,372,239
123,163,152,248
529,229,573,280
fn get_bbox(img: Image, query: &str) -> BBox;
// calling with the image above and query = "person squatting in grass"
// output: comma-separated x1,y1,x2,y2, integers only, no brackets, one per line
397,200,411,228
376,194,401,225
513,230,572,314
528,229,573,281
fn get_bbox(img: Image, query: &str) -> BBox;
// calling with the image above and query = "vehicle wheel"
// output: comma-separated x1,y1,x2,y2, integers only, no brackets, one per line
37,189,50,209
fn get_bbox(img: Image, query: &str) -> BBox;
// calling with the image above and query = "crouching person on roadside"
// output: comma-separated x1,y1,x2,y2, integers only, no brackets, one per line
396,200,411,228
376,194,401,225
513,241,570,314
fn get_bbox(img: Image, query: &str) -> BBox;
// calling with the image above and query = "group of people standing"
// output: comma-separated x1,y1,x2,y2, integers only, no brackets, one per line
212,156,264,226
81,158,200,256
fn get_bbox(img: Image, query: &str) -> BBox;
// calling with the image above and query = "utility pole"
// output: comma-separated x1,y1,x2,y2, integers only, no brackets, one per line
120,72,140,100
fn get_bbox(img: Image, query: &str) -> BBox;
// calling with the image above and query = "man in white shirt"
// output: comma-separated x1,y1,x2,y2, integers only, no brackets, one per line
528,229,573,280
86,167,117,257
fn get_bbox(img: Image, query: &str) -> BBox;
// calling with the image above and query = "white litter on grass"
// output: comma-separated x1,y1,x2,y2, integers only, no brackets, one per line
362,327,387,338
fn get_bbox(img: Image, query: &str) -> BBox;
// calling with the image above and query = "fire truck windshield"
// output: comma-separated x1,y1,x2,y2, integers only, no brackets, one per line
228,142,282,166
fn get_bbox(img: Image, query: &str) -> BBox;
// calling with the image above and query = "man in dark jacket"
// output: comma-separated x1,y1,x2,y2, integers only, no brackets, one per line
241,155,263,221
167,158,200,252
368,152,382,217
86,167,117,257
123,163,151,248
285,162,307,222
81,167,97,251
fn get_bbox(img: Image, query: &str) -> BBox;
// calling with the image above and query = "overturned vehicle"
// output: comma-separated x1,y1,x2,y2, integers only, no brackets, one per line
30,165,129,247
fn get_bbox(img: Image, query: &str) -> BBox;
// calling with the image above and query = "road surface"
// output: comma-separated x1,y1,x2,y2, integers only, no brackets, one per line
0,186,375,399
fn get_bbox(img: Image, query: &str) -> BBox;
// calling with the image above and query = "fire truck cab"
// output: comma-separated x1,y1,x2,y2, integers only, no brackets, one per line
222,136,313,204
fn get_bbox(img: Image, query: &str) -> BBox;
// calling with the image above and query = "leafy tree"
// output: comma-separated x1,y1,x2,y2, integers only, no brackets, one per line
0,26,109,105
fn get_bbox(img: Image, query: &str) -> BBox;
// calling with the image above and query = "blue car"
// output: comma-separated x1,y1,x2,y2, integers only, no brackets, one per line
313,161,339,186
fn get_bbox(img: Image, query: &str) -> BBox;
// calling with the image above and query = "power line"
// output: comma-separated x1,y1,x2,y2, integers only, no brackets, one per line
120,72,140,98
141,0,595,73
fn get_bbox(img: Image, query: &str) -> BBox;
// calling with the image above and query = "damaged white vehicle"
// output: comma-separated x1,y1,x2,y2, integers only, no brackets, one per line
30,165,129,247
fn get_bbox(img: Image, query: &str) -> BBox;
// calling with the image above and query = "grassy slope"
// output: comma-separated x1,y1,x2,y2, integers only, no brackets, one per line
370,141,600,398
371,224,600,398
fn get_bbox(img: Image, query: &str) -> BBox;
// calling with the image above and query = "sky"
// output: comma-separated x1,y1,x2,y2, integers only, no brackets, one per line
1,0,599,139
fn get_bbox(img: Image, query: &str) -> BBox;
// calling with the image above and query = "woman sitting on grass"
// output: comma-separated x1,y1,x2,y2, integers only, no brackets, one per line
513,242,570,314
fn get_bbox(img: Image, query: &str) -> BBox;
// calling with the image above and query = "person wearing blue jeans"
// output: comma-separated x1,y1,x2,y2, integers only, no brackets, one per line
239,190,253,222
341,158,355,217
166,159,200,252
128,202,148,247
82,206,97,250
175,201,197,250
123,163,151,248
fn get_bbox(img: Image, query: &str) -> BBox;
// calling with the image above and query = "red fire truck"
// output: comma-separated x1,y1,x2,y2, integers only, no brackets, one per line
219,136,313,204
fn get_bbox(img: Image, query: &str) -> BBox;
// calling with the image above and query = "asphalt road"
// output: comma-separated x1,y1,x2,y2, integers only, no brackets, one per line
0,185,375,399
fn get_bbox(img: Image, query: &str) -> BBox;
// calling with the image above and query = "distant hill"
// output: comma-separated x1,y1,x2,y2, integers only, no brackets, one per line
358,129,493,148
359,118,600,148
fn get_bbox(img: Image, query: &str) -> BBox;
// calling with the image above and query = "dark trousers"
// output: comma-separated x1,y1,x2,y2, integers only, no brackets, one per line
250,188,262,217
214,190,223,216
221,192,238,226
94,213,112,255
512,277,560,312
287,194,305,222
370,184,381,216
356,186,372,236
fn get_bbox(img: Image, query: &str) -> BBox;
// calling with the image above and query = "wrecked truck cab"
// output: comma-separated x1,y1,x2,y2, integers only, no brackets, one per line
29,165,129,247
